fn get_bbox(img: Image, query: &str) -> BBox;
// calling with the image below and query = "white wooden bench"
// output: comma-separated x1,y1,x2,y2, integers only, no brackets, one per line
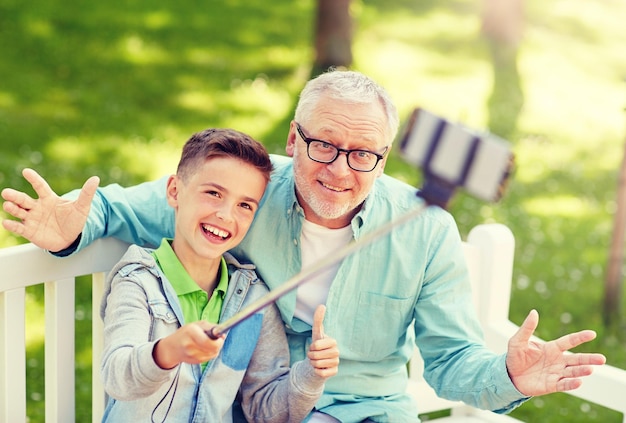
1,223,625,422
408,224,626,423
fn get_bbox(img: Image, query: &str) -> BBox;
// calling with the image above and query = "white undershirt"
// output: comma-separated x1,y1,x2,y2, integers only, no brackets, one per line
294,220,353,325
308,412,341,422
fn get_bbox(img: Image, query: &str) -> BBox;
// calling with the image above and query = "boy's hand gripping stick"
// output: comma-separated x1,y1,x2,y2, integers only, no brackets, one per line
207,108,514,339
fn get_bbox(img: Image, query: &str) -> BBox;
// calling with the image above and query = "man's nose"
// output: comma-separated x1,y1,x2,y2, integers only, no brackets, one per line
326,151,352,176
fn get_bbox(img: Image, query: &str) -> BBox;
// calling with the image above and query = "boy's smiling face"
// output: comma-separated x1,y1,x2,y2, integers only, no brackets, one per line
166,156,267,267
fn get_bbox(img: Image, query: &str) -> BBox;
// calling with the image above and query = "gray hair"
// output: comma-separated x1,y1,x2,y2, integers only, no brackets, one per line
294,70,400,144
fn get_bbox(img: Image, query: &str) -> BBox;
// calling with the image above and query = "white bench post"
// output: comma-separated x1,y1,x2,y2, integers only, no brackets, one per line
0,288,27,423
466,223,519,353
45,278,76,423
92,272,106,422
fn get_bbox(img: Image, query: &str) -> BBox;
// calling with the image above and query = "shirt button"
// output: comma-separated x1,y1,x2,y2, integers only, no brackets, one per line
293,238,298,246
166,312,173,319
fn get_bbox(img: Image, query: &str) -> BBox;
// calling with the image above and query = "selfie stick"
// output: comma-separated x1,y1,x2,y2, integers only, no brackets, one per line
207,108,514,339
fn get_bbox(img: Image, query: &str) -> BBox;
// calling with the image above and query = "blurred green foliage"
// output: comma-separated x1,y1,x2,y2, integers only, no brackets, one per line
1,0,626,421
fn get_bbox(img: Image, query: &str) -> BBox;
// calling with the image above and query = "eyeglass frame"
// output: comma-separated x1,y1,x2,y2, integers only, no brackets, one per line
295,122,389,172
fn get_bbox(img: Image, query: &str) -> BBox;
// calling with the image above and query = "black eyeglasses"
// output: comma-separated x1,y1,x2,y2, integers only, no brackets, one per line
295,123,388,172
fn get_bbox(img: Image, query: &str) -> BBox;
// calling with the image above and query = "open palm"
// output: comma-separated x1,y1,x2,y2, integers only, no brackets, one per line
1,168,99,251
506,309,606,396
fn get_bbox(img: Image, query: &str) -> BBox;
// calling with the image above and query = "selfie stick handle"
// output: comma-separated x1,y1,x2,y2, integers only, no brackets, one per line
206,201,428,339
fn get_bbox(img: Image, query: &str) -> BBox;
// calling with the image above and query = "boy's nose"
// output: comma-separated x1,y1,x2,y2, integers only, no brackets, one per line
216,206,234,222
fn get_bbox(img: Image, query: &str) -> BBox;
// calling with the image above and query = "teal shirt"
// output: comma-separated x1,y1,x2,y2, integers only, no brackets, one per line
79,154,527,422
231,156,526,421
151,238,227,325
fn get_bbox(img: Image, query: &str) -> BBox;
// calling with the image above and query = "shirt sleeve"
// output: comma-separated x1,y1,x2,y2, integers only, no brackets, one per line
239,303,325,422
59,176,174,255
101,267,175,400
413,212,528,413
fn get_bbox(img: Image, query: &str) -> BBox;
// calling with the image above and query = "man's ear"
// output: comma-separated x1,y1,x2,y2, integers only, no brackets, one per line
375,153,389,178
375,167,384,178
285,121,297,157
166,175,179,208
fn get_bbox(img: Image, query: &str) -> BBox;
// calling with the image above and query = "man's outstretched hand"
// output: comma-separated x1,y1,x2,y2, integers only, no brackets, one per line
1,168,99,251
506,309,606,397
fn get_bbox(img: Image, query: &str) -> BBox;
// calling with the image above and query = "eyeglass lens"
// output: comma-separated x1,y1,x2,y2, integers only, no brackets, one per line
308,141,378,171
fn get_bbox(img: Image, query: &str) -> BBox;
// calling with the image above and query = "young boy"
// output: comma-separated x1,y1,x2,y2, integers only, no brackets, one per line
100,128,339,422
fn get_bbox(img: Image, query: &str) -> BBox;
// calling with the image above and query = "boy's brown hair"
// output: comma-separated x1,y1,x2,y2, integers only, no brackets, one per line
177,128,273,183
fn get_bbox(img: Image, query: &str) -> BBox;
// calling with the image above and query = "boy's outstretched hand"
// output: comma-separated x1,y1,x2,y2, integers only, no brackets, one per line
307,305,339,379
153,321,225,370
1,168,99,251
506,309,606,396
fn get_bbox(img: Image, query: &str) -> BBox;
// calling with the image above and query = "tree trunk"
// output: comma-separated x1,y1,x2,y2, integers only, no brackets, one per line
481,0,525,139
312,0,353,77
481,0,524,49
604,118,626,326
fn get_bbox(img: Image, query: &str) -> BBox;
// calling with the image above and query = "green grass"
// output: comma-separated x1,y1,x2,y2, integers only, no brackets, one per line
2,0,626,421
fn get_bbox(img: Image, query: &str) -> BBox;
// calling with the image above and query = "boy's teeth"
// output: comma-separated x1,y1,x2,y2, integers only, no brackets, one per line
203,224,228,238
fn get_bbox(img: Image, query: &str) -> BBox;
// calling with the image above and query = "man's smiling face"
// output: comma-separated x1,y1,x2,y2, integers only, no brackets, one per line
286,95,391,229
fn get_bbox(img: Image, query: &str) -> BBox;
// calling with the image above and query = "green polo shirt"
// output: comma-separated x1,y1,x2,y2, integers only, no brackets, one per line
152,239,228,325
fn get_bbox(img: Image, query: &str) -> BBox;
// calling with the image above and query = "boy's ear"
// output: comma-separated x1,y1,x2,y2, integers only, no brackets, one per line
166,175,179,207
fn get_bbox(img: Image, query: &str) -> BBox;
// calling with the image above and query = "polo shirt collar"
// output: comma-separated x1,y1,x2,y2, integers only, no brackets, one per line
152,238,228,297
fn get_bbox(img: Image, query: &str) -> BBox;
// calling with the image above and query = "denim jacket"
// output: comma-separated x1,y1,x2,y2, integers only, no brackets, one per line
100,245,325,422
